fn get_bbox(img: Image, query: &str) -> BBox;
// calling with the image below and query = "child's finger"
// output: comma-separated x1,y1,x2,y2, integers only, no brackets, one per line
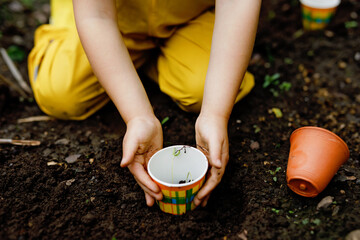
144,192,155,206
120,138,138,167
201,194,211,207
208,140,222,168
194,167,223,206
135,177,163,201
128,162,162,197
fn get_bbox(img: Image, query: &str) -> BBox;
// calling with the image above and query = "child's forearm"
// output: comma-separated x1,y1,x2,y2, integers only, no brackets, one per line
73,0,155,123
200,0,261,120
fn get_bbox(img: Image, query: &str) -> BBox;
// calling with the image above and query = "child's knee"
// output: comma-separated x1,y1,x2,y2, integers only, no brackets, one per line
28,30,107,120
33,79,89,120
169,74,205,113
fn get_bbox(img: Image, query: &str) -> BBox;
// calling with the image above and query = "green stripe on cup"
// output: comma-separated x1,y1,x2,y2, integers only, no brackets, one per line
302,13,333,23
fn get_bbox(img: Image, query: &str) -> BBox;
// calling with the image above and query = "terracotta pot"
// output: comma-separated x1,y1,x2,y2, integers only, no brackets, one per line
286,127,349,197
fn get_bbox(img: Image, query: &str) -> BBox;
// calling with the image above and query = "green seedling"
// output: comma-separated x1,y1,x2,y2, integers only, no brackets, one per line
302,218,309,225
269,167,281,175
179,171,193,184
185,171,192,183
171,146,187,184
253,124,261,133
269,167,281,182
279,82,292,91
345,21,358,29
271,208,280,214
312,219,321,226
263,73,291,97
263,73,280,88
270,89,279,97
161,116,170,125
173,146,186,156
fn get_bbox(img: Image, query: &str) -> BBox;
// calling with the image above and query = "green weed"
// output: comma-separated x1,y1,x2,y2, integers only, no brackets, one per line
263,73,291,97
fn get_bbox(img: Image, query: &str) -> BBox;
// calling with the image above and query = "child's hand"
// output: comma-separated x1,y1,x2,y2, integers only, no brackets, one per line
193,114,229,207
120,116,163,206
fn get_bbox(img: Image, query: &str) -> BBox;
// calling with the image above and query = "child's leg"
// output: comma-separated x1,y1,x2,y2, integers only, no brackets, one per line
156,10,255,113
28,25,110,120
28,0,107,120
28,0,147,120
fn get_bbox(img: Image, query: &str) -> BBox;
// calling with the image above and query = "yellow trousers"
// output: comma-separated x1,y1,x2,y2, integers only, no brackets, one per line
28,0,255,120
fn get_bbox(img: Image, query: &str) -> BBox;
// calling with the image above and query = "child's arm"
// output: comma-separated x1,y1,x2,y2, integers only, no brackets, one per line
73,0,163,206
194,0,261,206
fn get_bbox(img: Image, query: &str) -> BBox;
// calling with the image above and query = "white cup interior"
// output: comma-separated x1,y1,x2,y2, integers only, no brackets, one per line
148,145,208,187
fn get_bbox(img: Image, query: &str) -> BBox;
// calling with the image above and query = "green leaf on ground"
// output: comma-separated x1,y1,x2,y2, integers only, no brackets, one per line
279,82,292,91
271,108,283,118
161,116,170,125
345,21,358,29
7,45,26,62
253,125,261,133
263,73,280,88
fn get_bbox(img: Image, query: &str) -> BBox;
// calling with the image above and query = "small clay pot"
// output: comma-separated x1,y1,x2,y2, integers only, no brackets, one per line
286,126,349,197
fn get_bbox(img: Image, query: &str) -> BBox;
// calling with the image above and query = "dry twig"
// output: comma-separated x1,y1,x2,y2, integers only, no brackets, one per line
17,115,54,123
0,138,41,146
0,74,28,98
0,47,32,96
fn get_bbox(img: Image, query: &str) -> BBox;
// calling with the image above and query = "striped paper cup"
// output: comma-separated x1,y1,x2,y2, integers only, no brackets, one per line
148,145,208,215
300,0,341,30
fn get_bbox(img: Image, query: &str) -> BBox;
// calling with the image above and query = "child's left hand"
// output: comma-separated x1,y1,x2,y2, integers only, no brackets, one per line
193,114,229,207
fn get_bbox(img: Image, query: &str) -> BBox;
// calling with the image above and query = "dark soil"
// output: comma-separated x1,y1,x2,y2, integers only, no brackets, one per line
1,0,360,239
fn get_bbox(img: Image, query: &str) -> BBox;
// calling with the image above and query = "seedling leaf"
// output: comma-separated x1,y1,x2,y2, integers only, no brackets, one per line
345,21,358,29
271,208,280,214
161,116,170,125
263,73,281,88
312,219,321,225
279,82,292,91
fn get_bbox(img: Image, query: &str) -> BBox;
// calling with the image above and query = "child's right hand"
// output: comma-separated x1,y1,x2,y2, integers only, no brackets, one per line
120,115,164,206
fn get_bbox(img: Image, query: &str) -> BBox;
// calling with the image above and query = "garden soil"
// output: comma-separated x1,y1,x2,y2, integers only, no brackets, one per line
1,0,360,239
